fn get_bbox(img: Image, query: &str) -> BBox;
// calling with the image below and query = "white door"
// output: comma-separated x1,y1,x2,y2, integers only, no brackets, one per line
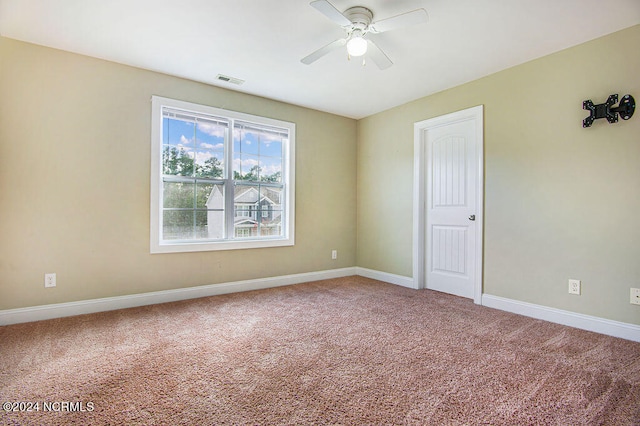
413,106,483,302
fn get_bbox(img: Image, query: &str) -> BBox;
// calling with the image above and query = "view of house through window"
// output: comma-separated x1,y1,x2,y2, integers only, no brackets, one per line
151,96,295,253
232,123,285,239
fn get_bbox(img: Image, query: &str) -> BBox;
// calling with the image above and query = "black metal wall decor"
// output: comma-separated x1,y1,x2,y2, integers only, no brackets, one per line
582,94,635,127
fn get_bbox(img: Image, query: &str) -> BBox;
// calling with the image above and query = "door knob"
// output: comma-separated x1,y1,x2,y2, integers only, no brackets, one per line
468,215,476,221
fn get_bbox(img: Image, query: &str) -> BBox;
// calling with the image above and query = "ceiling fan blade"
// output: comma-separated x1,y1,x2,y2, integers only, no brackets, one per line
369,9,428,33
301,38,347,65
367,39,393,70
310,0,352,27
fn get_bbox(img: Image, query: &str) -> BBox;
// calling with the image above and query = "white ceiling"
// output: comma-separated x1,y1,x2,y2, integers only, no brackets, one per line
1,0,639,119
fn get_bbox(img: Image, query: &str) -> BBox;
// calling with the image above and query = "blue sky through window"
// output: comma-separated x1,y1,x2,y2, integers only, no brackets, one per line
162,115,283,181
233,128,283,181
163,117,226,176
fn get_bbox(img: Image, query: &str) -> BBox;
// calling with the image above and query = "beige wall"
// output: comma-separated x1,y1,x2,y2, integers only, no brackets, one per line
357,25,640,325
0,37,357,310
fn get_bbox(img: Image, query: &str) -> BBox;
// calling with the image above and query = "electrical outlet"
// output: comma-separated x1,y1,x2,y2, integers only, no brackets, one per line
568,279,581,295
631,288,640,305
331,250,337,260
44,273,56,288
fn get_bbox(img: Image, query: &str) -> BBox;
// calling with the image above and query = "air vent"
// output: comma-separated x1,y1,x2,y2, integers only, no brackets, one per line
215,74,244,85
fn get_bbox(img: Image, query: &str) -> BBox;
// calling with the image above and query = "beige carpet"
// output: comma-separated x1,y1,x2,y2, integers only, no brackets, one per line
1,276,639,425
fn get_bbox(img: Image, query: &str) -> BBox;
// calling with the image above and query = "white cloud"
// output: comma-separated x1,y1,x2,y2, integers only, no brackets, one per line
259,164,281,176
234,128,283,145
200,142,224,150
198,122,226,138
196,151,213,164
233,157,259,169
232,157,281,176
179,135,193,147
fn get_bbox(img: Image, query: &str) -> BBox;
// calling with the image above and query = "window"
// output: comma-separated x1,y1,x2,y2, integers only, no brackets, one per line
150,96,295,253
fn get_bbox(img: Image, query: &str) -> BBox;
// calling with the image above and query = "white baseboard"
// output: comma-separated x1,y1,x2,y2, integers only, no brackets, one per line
355,267,416,289
357,268,640,343
0,267,357,326
3,268,638,343
482,294,640,343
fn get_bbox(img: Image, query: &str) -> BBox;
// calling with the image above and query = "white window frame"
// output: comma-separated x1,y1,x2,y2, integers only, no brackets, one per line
150,96,295,253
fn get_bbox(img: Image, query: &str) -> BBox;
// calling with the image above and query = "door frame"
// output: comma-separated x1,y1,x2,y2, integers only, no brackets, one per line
413,105,484,304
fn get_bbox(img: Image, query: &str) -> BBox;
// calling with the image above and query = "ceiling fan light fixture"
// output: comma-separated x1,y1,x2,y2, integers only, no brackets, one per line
347,33,368,57
303,1,428,69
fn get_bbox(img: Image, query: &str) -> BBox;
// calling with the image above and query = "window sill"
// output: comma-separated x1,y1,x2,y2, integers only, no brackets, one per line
150,237,294,254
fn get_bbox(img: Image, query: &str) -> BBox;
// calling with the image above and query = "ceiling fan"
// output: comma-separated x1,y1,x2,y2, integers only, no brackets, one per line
301,0,428,70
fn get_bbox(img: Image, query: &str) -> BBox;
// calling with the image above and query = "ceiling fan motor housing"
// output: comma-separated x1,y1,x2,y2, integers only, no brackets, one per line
344,6,373,32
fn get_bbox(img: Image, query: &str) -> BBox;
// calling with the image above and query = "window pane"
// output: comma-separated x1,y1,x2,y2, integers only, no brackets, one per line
234,127,259,155
165,117,194,148
261,213,282,237
259,157,282,182
163,181,194,209
234,184,260,236
195,152,224,178
234,226,254,239
235,185,260,204
163,117,195,177
260,138,282,157
194,210,225,240
260,186,283,237
261,186,282,206
195,121,226,178
233,153,260,181
197,183,223,209
162,146,195,177
234,221,258,238
202,210,225,240
198,184,224,239
163,210,194,240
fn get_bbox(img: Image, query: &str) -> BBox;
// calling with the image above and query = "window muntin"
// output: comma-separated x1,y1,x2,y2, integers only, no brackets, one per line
151,96,295,253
